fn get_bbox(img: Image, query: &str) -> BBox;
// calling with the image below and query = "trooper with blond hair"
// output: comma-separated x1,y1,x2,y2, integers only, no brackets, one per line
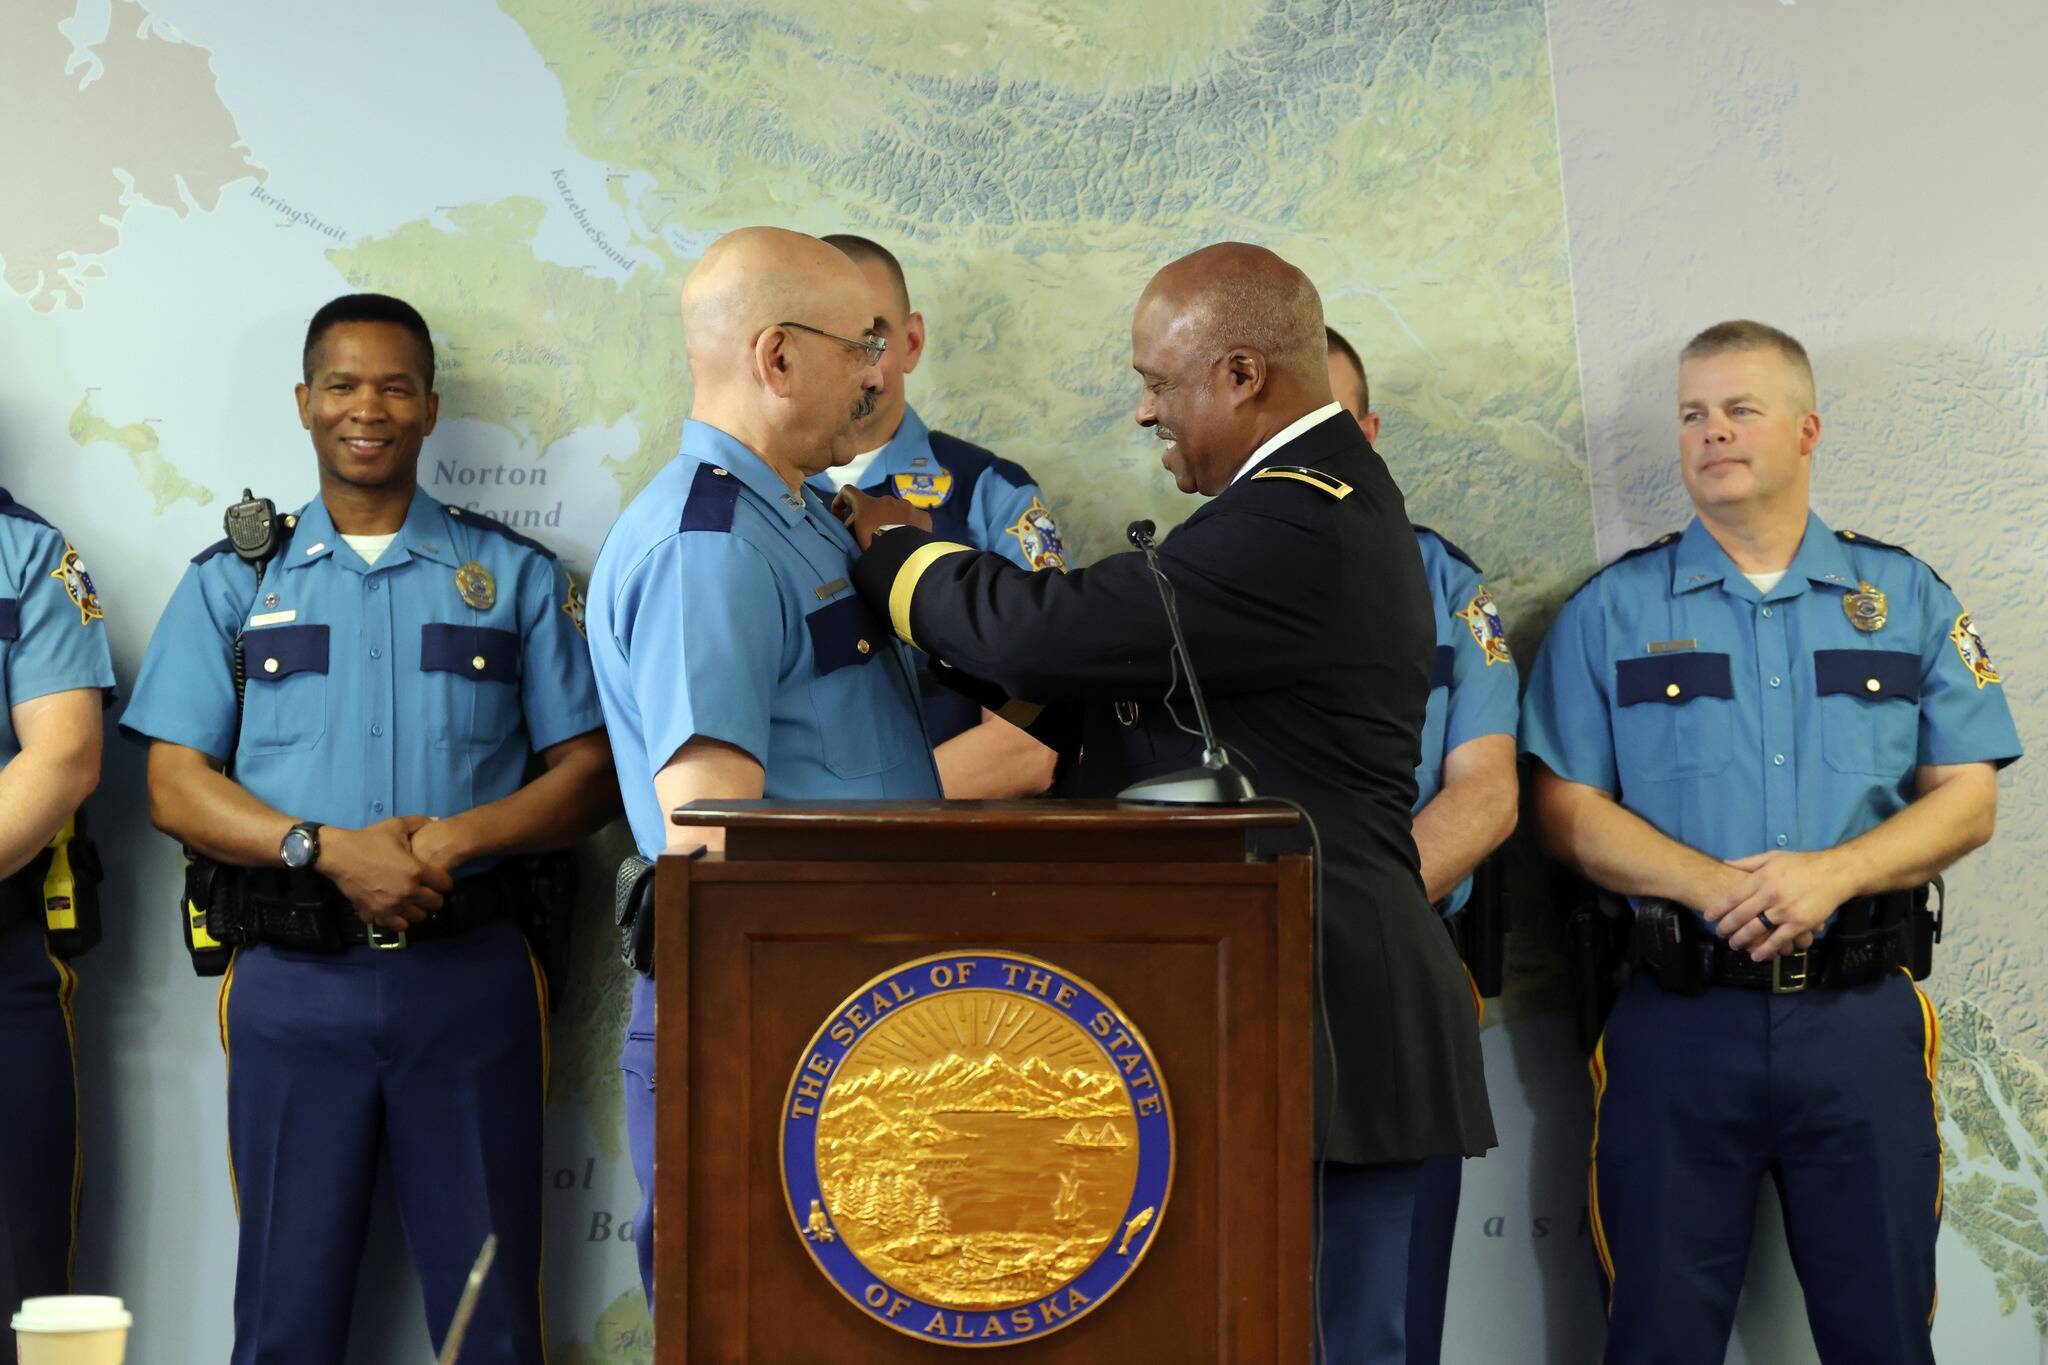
584,228,941,1302
1523,319,2021,1363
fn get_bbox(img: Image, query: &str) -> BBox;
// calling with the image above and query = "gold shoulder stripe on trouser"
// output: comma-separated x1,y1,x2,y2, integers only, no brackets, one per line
889,542,973,650
1463,962,1484,1026
1586,1036,1617,1311
45,946,82,1290
1250,466,1353,498
1907,969,1943,1326
527,945,552,1349
217,950,241,1220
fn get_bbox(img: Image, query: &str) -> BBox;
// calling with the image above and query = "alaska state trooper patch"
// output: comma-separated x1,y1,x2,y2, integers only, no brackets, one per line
49,542,102,624
782,951,1174,1346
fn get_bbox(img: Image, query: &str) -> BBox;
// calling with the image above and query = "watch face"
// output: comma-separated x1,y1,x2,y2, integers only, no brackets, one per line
282,829,314,868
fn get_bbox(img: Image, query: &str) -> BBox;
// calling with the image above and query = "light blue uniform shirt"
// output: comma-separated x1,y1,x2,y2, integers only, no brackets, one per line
1412,527,1521,916
807,405,1064,573
1522,513,2022,930
122,489,601,832
587,420,940,863
0,491,117,762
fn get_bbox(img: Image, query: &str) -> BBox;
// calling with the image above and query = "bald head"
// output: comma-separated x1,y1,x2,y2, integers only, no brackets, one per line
1139,243,1328,381
1131,243,1336,496
679,227,883,478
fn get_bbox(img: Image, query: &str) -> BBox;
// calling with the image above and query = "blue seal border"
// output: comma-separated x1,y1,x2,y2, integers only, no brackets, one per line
779,950,1176,1348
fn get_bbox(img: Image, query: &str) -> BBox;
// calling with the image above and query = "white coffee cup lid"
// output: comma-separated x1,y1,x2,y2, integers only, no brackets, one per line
11,1295,132,1332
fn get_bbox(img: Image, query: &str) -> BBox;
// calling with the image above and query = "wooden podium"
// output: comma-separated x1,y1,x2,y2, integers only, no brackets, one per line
652,801,1313,1362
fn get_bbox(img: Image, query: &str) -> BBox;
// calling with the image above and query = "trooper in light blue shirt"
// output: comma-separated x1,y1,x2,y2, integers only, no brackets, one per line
0,492,115,1320
1329,328,1520,1365
585,229,940,1303
1524,321,2021,1365
809,234,1064,798
122,294,615,1365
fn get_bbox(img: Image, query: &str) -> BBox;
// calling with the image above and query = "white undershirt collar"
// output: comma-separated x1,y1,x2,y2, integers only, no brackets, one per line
1226,402,1345,486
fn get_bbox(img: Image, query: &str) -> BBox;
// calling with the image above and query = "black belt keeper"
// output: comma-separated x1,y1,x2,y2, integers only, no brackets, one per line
212,864,523,951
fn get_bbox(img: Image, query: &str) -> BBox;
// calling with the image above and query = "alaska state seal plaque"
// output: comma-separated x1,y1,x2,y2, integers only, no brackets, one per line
781,951,1175,1346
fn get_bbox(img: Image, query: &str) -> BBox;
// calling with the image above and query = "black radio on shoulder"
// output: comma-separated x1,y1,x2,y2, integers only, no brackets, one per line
224,487,279,563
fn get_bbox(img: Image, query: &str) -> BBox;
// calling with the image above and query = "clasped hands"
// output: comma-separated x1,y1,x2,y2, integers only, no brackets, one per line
318,815,472,932
832,486,931,551
1700,849,1854,961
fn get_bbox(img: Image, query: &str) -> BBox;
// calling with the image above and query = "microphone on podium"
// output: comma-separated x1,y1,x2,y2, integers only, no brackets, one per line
1116,520,1256,805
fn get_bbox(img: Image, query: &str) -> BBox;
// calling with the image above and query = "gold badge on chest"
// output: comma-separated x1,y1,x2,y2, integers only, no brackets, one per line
1842,581,1887,632
455,561,497,611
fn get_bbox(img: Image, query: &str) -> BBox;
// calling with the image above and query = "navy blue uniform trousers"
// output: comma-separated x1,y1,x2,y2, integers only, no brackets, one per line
1590,970,1942,1365
1404,1154,1461,1363
220,920,548,1365
623,972,656,1303
1317,1159,1424,1365
0,920,78,1312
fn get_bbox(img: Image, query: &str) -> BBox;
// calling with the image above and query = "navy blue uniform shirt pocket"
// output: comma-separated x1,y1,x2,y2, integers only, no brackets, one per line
1614,652,1734,780
1816,649,1921,778
805,594,893,777
422,623,522,751
243,623,329,753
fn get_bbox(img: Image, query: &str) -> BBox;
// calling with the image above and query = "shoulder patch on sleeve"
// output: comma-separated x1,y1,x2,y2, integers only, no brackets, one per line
1412,524,1481,573
448,504,558,559
678,461,742,534
1563,531,1680,602
1250,465,1352,499
0,490,53,529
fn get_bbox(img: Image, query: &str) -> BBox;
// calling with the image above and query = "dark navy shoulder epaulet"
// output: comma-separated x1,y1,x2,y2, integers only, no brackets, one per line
0,490,53,529
1835,528,1948,587
191,508,305,567
927,429,1037,492
1834,528,1909,554
1411,525,1481,573
1563,531,1680,601
447,504,556,559
1249,465,1353,499
678,462,742,534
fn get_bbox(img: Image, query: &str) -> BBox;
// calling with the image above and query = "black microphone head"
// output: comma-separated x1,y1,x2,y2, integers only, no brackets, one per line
1126,519,1156,548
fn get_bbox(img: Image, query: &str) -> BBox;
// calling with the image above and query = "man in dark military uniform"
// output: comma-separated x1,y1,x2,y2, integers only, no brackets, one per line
122,294,617,1364
840,242,1496,1365
0,490,115,1334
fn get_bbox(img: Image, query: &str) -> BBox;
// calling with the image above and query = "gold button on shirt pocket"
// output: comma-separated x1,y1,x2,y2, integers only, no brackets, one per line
1614,653,1736,780
242,623,331,753
1815,649,1921,777
421,623,523,750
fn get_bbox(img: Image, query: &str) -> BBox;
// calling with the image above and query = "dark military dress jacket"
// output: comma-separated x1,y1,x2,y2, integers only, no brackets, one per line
851,411,1497,1164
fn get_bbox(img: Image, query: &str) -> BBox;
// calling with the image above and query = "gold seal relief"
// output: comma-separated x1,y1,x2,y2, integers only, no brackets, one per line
783,952,1173,1346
